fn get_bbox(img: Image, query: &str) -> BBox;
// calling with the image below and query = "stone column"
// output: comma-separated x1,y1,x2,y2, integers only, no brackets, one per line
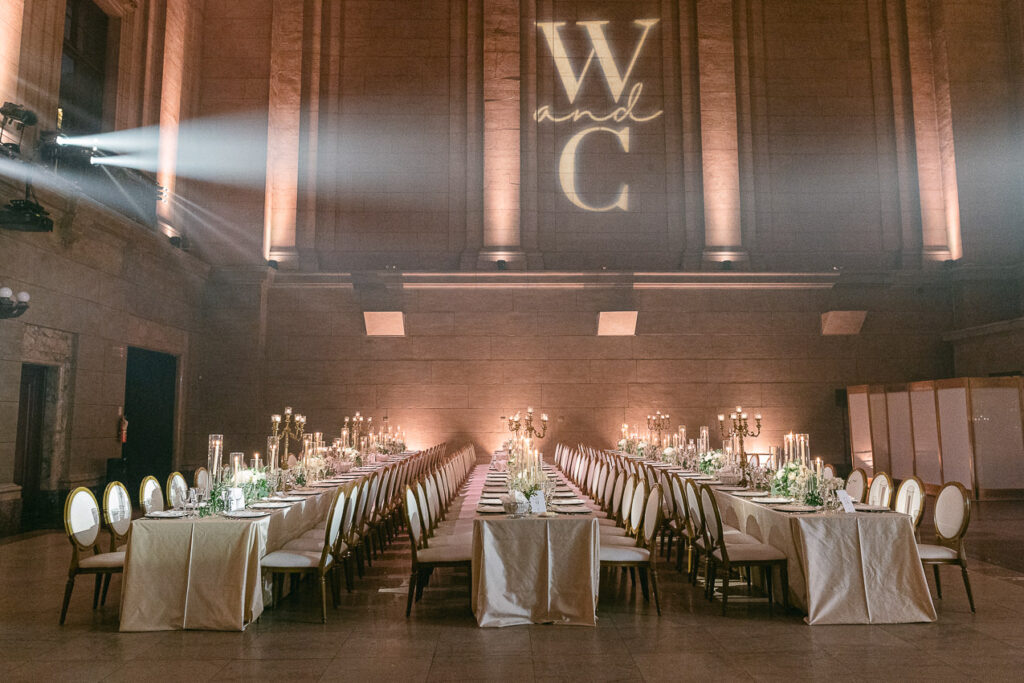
695,0,746,266
478,0,524,269
263,0,304,268
904,0,962,263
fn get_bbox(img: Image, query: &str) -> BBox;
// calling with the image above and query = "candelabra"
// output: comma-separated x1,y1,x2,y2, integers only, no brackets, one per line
646,411,670,446
502,406,549,439
340,412,371,449
717,405,762,486
270,406,306,468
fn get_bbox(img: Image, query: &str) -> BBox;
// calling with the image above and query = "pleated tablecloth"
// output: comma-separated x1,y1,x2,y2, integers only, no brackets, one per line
471,516,600,627
715,490,937,624
119,487,335,632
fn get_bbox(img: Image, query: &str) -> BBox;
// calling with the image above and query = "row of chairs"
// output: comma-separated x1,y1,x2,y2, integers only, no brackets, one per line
260,443,452,621
402,445,478,615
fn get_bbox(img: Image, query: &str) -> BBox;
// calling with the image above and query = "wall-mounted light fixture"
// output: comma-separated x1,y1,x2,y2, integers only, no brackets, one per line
597,311,638,336
364,311,405,336
0,286,30,318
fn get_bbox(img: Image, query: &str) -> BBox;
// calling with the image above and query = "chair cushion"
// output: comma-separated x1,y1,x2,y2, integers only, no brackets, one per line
918,543,959,561
600,526,628,537
284,538,348,555
600,545,650,562
261,549,328,569
600,535,638,547
417,544,471,563
79,551,125,569
713,543,786,563
598,518,618,527
431,532,473,546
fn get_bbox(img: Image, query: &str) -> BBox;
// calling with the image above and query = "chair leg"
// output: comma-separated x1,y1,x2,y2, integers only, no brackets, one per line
101,574,112,606
92,575,102,609
638,567,650,602
405,570,417,617
320,575,328,623
961,563,976,613
60,576,75,625
650,565,662,616
707,562,717,601
343,557,354,592
766,566,774,616
780,561,790,613
933,564,942,598
329,567,340,608
721,568,729,615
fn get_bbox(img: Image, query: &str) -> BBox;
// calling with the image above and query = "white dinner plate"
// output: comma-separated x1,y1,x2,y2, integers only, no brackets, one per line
310,482,337,488
854,503,891,512
713,485,749,491
555,498,586,506
751,497,792,505
551,505,590,515
731,490,768,497
250,501,292,509
477,505,505,514
271,496,305,502
552,491,576,498
222,510,270,518
478,498,504,505
145,510,187,519
772,504,818,513
288,490,321,496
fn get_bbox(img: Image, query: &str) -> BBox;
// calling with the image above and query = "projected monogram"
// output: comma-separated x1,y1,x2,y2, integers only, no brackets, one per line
536,19,663,212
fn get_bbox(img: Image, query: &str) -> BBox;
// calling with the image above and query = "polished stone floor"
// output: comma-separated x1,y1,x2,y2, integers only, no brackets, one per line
2,510,1024,683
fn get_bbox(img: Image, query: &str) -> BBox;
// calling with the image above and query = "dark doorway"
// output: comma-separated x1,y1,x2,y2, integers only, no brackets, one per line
14,364,51,530
123,347,177,497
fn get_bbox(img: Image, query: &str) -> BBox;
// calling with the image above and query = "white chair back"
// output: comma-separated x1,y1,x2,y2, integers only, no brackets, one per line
167,472,188,509
194,467,211,493
822,463,836,479
405,487,423,547
620,475,637,524
103,481,132,537
894,476,924,528
66,488,101,548
326,487,347,551
342,482,360,541
140,476,164,514
845,468,866,503
699,485,722,548
628,480,647,535
642,485,662,547
934,482,969,541
867,472,893,508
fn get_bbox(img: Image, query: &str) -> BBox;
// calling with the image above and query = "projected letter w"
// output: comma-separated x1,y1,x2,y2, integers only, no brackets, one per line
537,19,659,104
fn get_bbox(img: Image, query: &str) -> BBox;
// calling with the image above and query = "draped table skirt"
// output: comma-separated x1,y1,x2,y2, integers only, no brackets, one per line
714,490,937,625
471,516,600,627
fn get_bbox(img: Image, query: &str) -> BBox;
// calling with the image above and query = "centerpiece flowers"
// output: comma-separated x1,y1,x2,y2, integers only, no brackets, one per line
660,446,678,464
771,462,845,507
698,449,724,475
201,466,270,516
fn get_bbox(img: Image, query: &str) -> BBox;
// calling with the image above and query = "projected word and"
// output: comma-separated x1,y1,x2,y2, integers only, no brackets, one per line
536,19,663,212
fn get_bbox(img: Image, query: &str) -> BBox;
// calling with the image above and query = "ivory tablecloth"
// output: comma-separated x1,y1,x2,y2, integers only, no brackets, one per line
119,487,334,631
715,491,937,625
471,516,600,627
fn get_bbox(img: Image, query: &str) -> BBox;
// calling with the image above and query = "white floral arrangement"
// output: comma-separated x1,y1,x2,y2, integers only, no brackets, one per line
509,466,546,501
635,440,650,458
698,449,724,475
374,440,406,456
660,446,678,463
232,468,266,486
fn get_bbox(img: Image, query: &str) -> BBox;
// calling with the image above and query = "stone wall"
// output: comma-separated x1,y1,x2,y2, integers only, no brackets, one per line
0,177,208,533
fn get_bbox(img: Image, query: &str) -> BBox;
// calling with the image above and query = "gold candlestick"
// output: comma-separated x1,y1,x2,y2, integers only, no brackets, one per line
500,406,549,439
646,410,670,447
717,406,762,486
270,407,306,468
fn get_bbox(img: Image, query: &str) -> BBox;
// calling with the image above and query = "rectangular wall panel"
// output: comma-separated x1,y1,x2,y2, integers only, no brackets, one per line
909,384,942,487
936,382,973,490
868,389,890,476
886,389,915,480
848,387,873,473
970,379,1024,492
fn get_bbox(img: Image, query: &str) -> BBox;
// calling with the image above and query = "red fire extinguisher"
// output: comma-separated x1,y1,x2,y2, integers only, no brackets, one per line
118,408,128,444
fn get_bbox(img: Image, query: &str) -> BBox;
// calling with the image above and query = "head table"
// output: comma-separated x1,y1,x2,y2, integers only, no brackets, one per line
467,465,600,627
119,459,399,632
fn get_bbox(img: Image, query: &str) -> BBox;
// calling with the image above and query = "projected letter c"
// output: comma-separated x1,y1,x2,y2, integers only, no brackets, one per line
558,126,630,212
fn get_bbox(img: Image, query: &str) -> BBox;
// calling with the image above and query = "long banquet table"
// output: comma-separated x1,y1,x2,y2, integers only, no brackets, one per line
714,488,937,625
119,461,395,632
464,464,601,627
